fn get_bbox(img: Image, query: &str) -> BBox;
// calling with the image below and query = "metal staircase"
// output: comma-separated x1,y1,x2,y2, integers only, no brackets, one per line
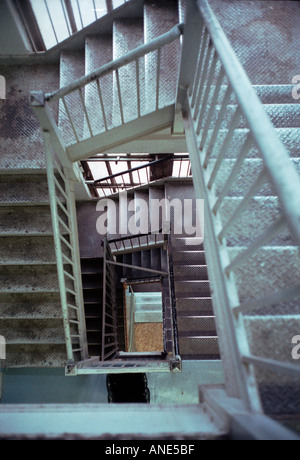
0,0,300,440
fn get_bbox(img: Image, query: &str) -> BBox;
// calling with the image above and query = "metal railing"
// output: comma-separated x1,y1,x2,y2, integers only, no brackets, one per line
166,233,179,359
108,229,167,256
42,23,183,156
101,238,119,361
43,132,89,365
181,0,300,413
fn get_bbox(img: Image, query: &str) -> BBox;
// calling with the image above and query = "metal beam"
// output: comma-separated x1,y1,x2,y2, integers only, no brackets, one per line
0,403,224,439
67,105,175,161
201,387,299,440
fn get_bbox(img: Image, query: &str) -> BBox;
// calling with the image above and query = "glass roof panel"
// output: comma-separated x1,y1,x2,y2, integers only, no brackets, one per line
28,0,128,50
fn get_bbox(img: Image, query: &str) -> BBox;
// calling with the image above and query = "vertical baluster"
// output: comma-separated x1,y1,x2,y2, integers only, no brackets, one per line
191,29,209,110
156,48,161,110
96,79,108,131
196,48,218,135
135,58,141,117
101,243,107,361
203,85,232,169
115,69,124,125
78,87,93,137
199,65,225,150
190,24,206,102
207,105,242,190
61,96,79,143
193,34,213,122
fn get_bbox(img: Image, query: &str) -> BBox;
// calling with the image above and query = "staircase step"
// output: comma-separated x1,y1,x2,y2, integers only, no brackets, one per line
0,265,60,293
177,315,217,333
175,280,211,297
228,246,300,305
174,264,208,280
219,196,293,246
173,250,206,265
0,205,53,236
1,318,66,344
0,295,64,320
0,236,56,264
217,85,295,105
144,0,180,110
5,344,67,367
0,174,50,205
113,18,144,123
172,237,204,250
203,104,300,130
254,85,296,104
80,257,103,275
207,128,300,159
212,158,300,197
244,315,300,412
0,62,60,172
176,297,213,314
85,35,113,132
179,336,220,359
59,50,85,144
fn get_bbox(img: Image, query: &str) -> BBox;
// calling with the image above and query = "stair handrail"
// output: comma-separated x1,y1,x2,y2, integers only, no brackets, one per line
44,23,184,103
43,132,89,365
108,227,163,244
166,231,179,358
101,237,119,361
108,228,167,255
194,0,300,245
181,0,300,414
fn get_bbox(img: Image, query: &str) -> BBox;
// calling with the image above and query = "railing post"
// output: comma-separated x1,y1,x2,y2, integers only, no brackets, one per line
64,174,89,361
101,239,107,362
175,1,204,114
183,111,261,411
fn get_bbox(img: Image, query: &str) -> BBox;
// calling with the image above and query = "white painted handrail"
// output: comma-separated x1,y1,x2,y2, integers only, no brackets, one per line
45,24,183,103
182,0,300,414
197,0,300,245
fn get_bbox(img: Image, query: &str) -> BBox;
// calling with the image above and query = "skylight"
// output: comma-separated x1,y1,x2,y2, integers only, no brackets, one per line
86,153,191,198
26,0,129,50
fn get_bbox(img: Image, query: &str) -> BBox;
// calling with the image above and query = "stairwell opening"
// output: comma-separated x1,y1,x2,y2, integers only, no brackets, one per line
124,283,164,354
